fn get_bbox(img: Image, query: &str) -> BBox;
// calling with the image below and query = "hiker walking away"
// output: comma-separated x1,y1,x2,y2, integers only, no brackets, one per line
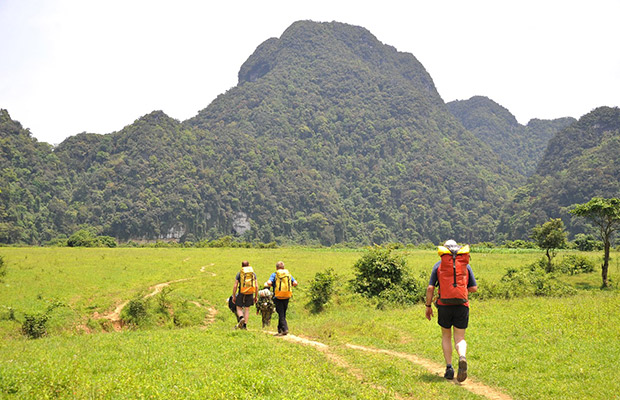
232,260,258,329
255,288,276,328
264,261,298,336
425,240,478,382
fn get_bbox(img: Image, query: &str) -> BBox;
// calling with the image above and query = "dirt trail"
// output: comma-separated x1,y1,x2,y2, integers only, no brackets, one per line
98,278,195,331
269,333,512,400
266,332,405,400
190,301,218,326
200,264,216,276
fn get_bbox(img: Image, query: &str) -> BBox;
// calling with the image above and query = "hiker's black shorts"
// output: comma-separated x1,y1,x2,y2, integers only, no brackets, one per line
234,293,254,308
437,305,469,329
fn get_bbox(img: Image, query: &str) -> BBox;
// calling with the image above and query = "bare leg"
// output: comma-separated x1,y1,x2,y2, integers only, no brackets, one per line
454,327,468,382
243,307,250,326
236,305,244,322
441,327,453,365
453,327,467,357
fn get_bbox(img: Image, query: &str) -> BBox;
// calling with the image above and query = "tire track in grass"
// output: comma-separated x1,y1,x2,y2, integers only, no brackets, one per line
268,333,512,400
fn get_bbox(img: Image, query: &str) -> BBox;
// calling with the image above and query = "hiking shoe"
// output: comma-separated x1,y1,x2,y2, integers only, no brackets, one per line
235,317,245,330
444,365,454,380
457,356,468,382
280,330,288,336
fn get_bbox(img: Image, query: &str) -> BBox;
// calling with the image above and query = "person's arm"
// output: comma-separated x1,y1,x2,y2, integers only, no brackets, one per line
253,273,258,303
292,276,298,287
425,285,435,320
425,264,439,320
264,273,275,288
232,279,239,303
467,265,478,293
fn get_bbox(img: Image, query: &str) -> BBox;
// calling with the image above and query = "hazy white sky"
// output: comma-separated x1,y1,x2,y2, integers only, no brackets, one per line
1,0,619,145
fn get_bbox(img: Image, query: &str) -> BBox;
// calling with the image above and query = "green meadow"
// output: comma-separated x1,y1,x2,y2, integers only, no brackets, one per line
0,247,619,399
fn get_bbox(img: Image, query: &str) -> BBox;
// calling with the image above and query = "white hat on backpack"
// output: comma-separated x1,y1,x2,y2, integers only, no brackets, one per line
444,239,460,252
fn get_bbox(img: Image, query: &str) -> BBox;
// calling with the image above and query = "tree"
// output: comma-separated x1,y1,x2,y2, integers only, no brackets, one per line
570,197,620,288
531,218,567,272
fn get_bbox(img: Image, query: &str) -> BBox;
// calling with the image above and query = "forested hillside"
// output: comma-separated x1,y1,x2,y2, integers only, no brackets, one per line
183,21,520,244
0,21,615,245
497,106,620,239
0,110,69,243
447,96,575,176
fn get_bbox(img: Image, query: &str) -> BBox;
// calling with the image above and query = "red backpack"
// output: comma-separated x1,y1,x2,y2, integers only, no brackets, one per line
437,245,470,306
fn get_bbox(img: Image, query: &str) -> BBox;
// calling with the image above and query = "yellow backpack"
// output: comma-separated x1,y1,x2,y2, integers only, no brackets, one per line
239,266,256,295
274,269,292,299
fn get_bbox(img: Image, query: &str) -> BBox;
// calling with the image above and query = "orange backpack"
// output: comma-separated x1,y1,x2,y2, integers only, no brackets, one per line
437,245,470,305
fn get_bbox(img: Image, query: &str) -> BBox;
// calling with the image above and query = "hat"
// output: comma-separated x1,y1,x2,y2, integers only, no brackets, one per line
443,239,460,251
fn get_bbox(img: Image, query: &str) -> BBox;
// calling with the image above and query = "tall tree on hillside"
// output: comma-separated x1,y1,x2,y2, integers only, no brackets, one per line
570,197,620,288
531,218,567,272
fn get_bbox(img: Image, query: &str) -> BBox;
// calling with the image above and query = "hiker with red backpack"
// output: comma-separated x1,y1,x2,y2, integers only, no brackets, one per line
264,261,298,336
232,260,258,329
425,240,478,382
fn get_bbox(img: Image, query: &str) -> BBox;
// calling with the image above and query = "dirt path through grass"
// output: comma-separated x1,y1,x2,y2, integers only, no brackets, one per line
266,331,406,400
96,278,219,331
269,332,512,400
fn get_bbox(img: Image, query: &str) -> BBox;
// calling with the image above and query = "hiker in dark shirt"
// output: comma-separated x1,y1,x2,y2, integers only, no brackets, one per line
232,260,258,329
425,240,478,382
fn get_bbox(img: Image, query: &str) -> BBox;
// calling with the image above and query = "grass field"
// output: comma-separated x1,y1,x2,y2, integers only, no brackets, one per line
0,247,619,399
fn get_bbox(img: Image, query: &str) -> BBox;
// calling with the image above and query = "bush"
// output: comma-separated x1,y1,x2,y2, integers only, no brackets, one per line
21,313,49,339
559,255,595,275
351,246,407,297
307,268,338,313
0,255,6,282
121,298,149,325
502,239,537,249
97,235,117,248
502,259,575,298
572,234,604,251
377,273,426,306
350,246,424,307
67,229,117,247
67,229,98,247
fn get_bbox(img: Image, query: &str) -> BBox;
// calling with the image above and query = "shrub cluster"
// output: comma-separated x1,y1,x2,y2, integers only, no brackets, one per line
472,258,577,300
20,299,66,339
307,268,338,313
350,247,425,307
557,254,595,275
67,229,117,248
21,313,49,339
0,255,6,282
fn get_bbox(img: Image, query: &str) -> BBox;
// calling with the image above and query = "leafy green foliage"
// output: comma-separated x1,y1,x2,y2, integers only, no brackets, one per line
307,268,338,313
472,258,576,300
498,107,620,241
0,21,526,246
350,247,424,306
571,197,620,287
21,312,49,339
531,218,567,271
558,254,595,275
67,229,117,247
447,96,574,176
351,247,406,297
0,23,616,247
0,255,5,282
572,233,603,251
121,297,149,326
